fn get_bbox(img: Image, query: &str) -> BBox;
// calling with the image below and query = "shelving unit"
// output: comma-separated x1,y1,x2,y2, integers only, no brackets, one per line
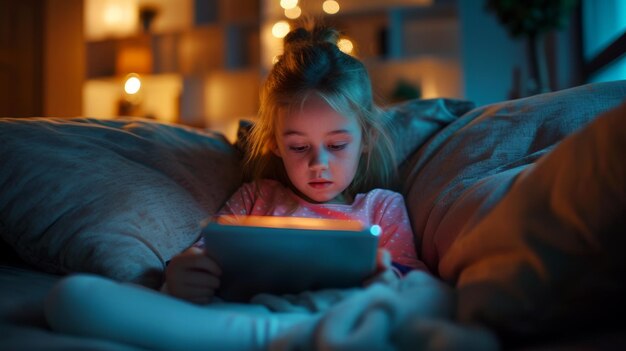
261,0,462,105
83,0,463,138
83,0,262,137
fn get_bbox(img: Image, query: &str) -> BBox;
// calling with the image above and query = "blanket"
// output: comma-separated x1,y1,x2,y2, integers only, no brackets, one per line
262,271,498,351
444,101,626,342
45,270,499,351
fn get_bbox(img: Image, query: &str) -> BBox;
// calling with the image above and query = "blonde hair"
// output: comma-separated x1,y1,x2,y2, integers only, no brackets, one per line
245,23,398,198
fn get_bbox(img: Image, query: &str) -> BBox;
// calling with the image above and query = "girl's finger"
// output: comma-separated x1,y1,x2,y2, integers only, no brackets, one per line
180,271,221,289
178,247,222,276
376,248,391,270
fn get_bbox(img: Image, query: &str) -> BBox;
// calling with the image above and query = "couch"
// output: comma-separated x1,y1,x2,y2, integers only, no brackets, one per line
1,80,625,350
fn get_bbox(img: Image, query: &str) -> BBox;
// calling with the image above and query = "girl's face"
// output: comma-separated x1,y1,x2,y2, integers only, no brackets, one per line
273,95,363,204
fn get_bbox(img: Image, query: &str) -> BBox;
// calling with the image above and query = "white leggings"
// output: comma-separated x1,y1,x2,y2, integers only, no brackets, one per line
44,274,314,351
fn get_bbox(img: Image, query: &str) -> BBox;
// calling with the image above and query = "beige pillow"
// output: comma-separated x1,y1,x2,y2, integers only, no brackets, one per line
441,102,626,339
401,80,626,272
0,117,243,288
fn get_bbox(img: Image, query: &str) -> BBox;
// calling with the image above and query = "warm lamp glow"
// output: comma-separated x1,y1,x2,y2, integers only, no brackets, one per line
262,22,285,69
103,4,129,26
284,6,301,19
322,0,340,14
124,74,142,94
85,0,137,40
272,20,291,38
116,45,153,75
337,38,354,54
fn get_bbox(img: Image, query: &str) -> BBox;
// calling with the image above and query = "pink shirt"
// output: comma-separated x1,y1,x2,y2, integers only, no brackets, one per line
214,179,427,271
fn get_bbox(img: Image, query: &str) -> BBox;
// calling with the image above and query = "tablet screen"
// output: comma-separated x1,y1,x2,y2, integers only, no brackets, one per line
202,216,380,301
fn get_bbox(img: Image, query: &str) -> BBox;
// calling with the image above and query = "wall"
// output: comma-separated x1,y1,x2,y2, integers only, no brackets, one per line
369,57,461,104
0,0,43,117
44,0,84,117
458,0,583,107
457,0,527,106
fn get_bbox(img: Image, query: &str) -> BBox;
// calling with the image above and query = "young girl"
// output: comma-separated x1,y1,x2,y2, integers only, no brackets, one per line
164,24,428,303
45,23,430,349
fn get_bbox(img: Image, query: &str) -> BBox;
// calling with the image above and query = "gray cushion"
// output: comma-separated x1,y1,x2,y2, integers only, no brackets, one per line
0,118,242,288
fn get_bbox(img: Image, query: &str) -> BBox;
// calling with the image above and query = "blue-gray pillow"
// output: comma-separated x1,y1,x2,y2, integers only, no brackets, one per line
0,117,243,288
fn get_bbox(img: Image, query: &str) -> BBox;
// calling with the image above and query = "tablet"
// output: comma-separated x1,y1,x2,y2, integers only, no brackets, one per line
202,215,380,301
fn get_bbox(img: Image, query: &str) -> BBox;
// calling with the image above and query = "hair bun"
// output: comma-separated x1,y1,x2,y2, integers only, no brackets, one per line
283,25,340,52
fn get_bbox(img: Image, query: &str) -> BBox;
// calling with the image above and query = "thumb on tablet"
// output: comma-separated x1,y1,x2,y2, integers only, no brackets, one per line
376,249,392,271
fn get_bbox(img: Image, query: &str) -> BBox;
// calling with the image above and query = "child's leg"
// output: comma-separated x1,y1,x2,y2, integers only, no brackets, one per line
45,274,312,351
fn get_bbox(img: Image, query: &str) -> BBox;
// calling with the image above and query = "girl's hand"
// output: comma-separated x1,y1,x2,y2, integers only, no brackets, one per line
363,249,400,286
164,246,221,304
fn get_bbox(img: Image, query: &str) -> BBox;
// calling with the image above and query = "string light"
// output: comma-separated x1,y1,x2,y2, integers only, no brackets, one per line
322,0,340,14
284,6,301,19
272,20,291,38
280,0,298,10
337,38,354,54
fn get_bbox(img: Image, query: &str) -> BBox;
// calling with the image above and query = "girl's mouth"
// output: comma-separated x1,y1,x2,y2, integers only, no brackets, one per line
308,180,332,189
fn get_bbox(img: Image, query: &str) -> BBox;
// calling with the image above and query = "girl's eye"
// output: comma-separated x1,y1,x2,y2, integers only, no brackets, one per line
328,143,348,151
288,145,309,153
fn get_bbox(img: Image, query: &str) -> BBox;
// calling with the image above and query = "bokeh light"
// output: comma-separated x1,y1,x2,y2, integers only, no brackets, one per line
280,0,298,10
272,20,291,38
337,38,354,54
124,74,141,94
284,6,301,19
322,0,340,14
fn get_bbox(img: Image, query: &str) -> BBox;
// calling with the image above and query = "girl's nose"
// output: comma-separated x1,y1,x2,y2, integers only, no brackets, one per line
309,148,329,171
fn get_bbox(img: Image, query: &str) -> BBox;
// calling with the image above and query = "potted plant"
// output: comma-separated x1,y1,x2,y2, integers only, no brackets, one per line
485,0,578,95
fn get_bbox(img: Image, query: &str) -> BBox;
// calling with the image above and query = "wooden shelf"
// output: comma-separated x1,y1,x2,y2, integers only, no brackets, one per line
85,0,260,79
86,24,259,79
